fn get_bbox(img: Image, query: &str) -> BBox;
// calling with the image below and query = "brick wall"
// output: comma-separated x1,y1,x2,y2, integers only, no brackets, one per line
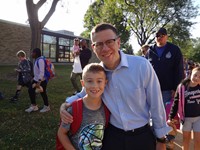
0,19,100,65
0,19,31,65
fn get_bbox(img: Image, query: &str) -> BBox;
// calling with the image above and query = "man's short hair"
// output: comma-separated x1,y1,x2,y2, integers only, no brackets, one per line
90,23,119,41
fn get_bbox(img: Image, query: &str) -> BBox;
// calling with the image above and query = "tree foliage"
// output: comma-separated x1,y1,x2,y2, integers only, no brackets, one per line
185,38,200,62
82,0,131,50
125,0,199,46
26,0,59,51
83,0,199,51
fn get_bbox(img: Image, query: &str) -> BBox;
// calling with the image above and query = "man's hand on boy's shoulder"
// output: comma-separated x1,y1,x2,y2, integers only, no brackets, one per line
60,102,73,124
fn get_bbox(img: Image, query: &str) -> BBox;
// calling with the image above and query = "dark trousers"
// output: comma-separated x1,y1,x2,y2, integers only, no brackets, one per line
70,72,82,92
102,123,156,150
28,80,49,106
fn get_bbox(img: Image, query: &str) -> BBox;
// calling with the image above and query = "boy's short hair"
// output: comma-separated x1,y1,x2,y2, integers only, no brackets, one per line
82,63,106,80
16,50,26,57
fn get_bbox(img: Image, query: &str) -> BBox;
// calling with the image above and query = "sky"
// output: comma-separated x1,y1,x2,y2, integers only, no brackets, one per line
0,0,92,35
0,0,200,52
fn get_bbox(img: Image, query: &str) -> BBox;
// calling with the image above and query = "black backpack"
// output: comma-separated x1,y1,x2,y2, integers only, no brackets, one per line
28,60,34,77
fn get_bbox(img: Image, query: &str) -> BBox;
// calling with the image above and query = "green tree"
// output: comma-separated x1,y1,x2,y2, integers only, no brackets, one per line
186,38,200,62
82,0,131,49
83,0,198,53
125,0,199,46
81,0,103,38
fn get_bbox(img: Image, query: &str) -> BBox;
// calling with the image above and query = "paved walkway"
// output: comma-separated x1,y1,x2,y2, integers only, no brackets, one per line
173,130,194,150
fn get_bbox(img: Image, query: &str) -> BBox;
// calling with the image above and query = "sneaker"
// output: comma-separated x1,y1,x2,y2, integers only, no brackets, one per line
10,96,18,103
25,105,39,113
40,105,50,113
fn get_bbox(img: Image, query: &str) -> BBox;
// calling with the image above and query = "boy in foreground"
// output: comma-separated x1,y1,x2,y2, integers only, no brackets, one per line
58,63,109,150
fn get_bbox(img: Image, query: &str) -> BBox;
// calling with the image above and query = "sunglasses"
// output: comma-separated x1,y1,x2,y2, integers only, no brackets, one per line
156,34,166,38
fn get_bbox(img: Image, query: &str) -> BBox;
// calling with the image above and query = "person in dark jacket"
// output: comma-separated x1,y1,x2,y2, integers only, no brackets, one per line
10,50,33,102
70,39,92,95
146,27,184,106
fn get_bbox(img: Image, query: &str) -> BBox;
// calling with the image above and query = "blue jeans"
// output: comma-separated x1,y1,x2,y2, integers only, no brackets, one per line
162,90,172,106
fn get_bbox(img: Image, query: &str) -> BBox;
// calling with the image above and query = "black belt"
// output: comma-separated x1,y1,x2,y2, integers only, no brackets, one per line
109,123,150,135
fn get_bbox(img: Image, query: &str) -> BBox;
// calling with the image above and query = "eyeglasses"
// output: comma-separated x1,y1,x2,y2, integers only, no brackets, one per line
92,37,119,50
156,34,165,38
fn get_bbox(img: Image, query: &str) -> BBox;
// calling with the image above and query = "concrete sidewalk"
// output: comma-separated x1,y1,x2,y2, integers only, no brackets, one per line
173,130,194,150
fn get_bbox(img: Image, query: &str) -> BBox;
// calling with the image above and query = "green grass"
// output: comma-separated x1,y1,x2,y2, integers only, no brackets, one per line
0,65,81,149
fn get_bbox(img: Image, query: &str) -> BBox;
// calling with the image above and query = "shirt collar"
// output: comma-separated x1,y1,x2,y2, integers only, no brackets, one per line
100,50,129,71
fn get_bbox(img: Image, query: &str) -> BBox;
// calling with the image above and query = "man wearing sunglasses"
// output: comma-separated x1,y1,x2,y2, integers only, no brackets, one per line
145,28,184,107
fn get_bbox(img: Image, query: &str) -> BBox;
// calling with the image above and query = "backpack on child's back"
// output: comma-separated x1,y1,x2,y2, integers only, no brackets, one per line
37,56,55,81
55,98,110,150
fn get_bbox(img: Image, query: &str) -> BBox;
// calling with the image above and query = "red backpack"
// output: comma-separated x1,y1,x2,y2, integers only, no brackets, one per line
56,99,110,150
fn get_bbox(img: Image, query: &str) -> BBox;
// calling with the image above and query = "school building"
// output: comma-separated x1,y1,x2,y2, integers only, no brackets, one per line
0,19,97,65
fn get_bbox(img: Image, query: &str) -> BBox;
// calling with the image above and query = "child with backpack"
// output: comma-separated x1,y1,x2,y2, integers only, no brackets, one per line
10,50,33,102
168,66,200,150
25,48,50,113
57,63,110,150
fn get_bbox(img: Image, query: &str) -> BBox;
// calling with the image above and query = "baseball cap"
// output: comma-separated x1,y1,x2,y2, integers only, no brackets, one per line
156,28,167,35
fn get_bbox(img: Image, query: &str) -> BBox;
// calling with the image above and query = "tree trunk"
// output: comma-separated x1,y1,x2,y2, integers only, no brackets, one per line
26,0,59,60
30,23,42,51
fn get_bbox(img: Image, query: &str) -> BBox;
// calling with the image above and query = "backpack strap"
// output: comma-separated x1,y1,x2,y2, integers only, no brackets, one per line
36,56,46,68
28,60,34,77
180,84,185,117
103,103,110,128
70,98,83,135
56,99,82,150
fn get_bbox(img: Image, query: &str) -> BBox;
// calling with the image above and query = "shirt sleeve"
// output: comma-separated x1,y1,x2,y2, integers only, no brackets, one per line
144,60,172,138
169,87,179,120
61,106,72,130
66,87,86,104
37,59,45,80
